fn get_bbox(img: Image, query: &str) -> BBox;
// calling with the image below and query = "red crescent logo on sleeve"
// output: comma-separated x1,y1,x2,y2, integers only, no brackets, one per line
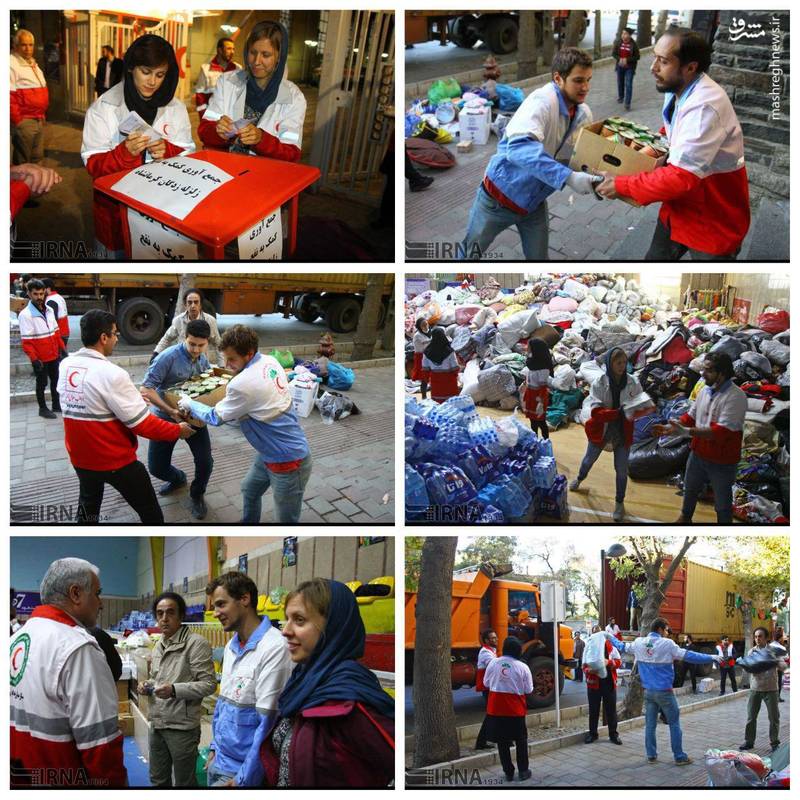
162,123,171,137
275,374,286,390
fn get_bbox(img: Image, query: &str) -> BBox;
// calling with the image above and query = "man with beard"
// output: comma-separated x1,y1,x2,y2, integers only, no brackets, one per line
462,47,600,260
596,27,750,260
152,287,222,364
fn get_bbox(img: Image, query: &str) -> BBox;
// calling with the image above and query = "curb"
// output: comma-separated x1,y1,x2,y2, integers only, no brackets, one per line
405,45,654,103
407,688,743,774
10,357,394,405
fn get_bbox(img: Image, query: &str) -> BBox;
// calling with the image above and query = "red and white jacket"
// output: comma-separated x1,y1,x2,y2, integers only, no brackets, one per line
680,379,747,465
475,644,497,693
583,640,622,690
198,70,305,162
10,605,127,787
194,56,241,117
57,347,180,471
46,290,70,340
18,300,62,363
615,73,750,256
80,81,195,252
715,643,736,669
10,52,49,127
484,655,533,717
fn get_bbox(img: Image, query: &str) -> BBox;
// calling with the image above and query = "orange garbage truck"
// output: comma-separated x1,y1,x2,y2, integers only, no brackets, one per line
406,562,576,708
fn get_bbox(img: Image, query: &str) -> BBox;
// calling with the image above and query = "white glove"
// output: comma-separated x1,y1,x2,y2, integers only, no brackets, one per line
566,171,599,195
177,395,193,413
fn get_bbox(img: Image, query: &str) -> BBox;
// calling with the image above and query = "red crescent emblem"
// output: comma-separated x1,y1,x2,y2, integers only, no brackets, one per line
162,123,171,137
176,46,187,79
68,370,79,388
12,647,22,670
275,375,286,390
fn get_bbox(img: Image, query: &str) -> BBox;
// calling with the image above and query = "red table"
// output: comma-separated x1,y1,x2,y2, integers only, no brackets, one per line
93,150,320,259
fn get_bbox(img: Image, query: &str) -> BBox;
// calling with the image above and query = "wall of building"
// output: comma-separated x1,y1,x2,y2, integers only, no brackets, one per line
724,272,790,324
709,11,790,203
11,536,140,597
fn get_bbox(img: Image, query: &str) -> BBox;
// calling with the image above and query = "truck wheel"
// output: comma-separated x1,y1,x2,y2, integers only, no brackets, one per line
117,296,165,345
486,16,518,54
293,294,320,324
325,297,362,333
524,655,565,709
577,16,588,43
448,16,479,49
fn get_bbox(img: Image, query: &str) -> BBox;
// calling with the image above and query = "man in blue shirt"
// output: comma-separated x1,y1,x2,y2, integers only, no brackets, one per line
609,617,720,765
178,325,311,523
141,319,215,519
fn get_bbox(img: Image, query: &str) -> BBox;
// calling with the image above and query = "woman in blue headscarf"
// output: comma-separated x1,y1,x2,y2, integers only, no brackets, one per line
260,578,394,787
198,20,306,161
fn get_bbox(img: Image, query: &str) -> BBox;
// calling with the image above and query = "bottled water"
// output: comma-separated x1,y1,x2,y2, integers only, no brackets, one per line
405,465,430,519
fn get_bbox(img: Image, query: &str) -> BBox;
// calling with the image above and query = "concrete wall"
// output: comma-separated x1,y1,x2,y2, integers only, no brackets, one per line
136,536,394,609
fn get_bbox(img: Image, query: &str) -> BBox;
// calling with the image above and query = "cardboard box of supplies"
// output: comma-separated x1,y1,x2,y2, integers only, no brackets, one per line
569,120,664,206
115,679,130,703
163,367,234,426
118,714,134,738
290,376,319,418
459,105,491,146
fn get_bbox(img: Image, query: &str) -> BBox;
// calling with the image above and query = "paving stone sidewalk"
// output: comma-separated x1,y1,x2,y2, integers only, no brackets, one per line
9,364,394,525
414,690,789,788
406,56,666,262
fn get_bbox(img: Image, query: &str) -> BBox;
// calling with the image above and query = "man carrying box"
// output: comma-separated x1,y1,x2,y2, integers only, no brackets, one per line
462,47,600,260
596,27,750,260
141,319,215,520
178,324,312,524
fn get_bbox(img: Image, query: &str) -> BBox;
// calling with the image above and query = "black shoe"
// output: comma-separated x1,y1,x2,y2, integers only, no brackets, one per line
38,407,56,419
771,743,780,751
584,733,598,744
190,496,208,520
52,402,62,413
624,105,631,111
409,176,434,193
778,697,784,703
647,756,657,763
739,742,754,751
518,769,532,782
617,97,623,103
609,735,623,745
719,691,725,696
504,772,515,782
159,474,187,496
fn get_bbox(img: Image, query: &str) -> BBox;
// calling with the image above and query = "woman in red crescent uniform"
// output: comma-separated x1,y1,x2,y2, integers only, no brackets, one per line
483,636,533,783
473,629,498,750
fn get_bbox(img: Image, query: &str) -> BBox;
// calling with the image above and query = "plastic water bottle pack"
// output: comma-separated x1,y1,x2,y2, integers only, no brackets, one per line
405,465,430,519
461,445,501,490
532,456,557,489
468,416,499,447
416,462,478,509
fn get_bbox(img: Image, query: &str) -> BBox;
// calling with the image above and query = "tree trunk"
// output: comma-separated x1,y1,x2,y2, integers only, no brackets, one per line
637,10,652,48
655,10,669,39
542,12,554,64
564,10,585,48
516,12,539,80
594,10,602,58
615,11,630,42
412,537,460,768
350,274,383,361
380,279,394,352
740,600,754,689
177,273,197,313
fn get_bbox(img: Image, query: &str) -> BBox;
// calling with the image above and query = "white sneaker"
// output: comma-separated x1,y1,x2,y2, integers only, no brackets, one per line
613,502,625,522
569,478,582,492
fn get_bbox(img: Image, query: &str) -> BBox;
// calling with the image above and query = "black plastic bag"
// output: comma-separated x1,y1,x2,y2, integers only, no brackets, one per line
628,436,691,480
315,390,360,424
736,642,787,674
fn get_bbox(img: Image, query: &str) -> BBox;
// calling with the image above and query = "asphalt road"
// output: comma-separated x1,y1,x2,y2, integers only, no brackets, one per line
405,12,628,85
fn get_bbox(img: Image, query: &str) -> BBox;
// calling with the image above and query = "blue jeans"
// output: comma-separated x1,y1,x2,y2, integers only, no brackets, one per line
148,424,213,498
241,453,312,524
616,65,635,106
577,442,629,503
462,185,549,260
680,452,737,523
206,760,235,787
644,689,687,761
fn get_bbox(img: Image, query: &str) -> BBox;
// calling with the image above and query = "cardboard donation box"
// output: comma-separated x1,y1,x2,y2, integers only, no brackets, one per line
459,106,491,146
290,376,320,418
164,367,234,425
569,120,667,206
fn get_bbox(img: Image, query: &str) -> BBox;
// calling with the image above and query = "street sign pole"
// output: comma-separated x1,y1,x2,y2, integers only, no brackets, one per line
553,611,561,728
541,581,565,728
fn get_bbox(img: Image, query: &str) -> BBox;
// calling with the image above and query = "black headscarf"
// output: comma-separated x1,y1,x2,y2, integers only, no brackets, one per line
604,347,628,409
423,327,453,366
526,338,554,376
123,35,180,126
244,21,289,117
